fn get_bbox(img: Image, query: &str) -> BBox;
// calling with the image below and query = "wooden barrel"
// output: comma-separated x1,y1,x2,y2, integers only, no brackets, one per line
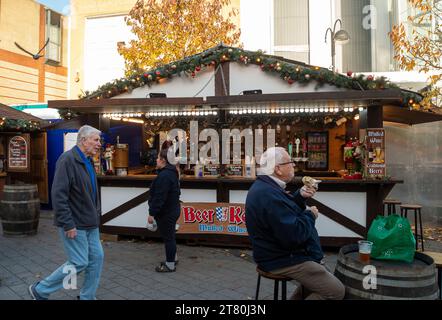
113,145,129,168
334,244,439,300
0,184,40,236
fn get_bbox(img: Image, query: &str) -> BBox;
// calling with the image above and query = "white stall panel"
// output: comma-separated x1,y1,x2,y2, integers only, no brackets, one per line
101,187,149,228
316,214,362,238
314,192,367,227
180,189,217,203
230,63,346,95
229,190,248,204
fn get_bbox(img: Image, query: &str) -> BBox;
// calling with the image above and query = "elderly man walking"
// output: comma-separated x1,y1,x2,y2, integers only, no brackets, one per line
245,147,345,300
29,125,104,300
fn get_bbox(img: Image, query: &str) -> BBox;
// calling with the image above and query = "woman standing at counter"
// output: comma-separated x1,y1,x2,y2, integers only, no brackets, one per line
147,141,181,272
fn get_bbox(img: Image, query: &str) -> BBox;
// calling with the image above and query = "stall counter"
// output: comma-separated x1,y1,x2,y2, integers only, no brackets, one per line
98,174,402,247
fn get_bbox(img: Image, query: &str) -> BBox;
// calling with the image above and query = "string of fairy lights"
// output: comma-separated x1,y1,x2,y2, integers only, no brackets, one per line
102,105,364,122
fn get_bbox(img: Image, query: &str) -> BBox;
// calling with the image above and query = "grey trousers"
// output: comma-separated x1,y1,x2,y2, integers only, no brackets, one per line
271,261,345,300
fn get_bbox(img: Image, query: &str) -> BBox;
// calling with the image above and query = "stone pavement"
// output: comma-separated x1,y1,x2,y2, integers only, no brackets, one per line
0,213,341,300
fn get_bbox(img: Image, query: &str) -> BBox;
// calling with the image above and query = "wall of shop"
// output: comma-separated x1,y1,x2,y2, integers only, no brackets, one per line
385,122,442,226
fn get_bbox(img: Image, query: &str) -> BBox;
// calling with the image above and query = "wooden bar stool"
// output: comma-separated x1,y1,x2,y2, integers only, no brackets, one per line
400,204,424,251
255,267,291,300
383,199,401,216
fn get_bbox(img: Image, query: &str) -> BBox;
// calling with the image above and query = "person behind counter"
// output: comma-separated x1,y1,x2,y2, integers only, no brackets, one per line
147,140,181,272
245,147,345,300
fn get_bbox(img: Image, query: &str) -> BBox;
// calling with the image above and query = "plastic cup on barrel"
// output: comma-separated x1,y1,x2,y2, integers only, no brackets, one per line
358,240,373,263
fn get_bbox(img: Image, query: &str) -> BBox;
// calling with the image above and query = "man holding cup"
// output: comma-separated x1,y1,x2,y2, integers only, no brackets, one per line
245,147,345,300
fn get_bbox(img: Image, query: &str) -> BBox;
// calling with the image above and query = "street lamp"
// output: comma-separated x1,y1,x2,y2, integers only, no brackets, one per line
325,19,350,72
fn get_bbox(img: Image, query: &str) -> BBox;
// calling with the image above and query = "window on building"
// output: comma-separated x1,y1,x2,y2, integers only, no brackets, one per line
46,9,62,64
273,0,310,63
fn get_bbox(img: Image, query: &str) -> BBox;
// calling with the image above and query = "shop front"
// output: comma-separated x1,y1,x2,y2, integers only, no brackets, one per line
48,45,442,247
0,103,48,202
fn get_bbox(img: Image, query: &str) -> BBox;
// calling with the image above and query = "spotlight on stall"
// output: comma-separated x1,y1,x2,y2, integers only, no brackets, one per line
149,93,167,98
242,89,262,95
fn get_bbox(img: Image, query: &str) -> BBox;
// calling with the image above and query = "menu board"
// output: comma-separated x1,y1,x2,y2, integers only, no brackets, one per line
225,164,243,177
365,128,386,178
7,134,30,172
306,132,329,170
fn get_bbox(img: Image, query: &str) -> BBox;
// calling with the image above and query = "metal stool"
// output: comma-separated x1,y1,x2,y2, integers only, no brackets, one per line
255,267,291,300
400,204,424,251
383,199,401,216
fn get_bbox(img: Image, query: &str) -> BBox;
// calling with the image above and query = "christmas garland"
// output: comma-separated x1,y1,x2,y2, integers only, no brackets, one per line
0,118,41,132
80,44,423,109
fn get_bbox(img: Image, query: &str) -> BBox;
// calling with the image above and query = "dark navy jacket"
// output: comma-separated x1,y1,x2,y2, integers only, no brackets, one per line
52,147,101,231
245,175,323,272
148,164,181,220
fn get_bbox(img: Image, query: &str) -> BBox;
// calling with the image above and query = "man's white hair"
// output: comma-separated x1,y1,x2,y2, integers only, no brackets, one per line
76,125,101,145
258,147,288,175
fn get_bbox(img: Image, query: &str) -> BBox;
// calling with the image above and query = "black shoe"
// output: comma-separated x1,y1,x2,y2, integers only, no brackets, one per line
155,262,176,272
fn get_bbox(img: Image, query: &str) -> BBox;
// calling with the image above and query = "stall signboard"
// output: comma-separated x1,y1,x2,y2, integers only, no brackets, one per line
365,128,386,178
225,164,243,177
203,164,220,177
177,202,247,236
7,134,30,172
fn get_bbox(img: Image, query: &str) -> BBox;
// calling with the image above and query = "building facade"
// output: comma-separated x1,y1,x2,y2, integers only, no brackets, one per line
68,0,241,99
0,0,68,106
240,0,432,92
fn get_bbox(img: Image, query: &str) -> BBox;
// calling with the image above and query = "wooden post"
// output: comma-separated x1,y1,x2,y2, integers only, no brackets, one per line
361,104,384,230
360,104,383,129
214,62,230,175
215,62,230,96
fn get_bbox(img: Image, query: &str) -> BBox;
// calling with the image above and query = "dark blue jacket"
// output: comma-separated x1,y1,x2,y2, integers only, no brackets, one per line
148,164,181,219
52,147,101,231
245,175,323,272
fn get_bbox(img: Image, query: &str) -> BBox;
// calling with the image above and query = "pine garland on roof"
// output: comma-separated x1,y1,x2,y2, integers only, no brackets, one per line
0,118,41,132
80,45,424,110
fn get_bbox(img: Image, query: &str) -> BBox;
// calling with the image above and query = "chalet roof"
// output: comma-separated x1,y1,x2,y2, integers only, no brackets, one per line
0,103,44,122
79,44,423,109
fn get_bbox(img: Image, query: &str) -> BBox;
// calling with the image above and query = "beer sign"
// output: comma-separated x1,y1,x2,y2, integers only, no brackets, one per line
365,128,386,179
177,202,247,236
7,134,30,172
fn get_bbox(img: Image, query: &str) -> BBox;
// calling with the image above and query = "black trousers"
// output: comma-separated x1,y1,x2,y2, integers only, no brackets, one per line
157,213,180,262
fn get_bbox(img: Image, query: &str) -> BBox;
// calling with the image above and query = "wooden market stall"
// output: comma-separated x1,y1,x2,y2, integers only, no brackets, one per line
48,45,442,247
0,103,48,203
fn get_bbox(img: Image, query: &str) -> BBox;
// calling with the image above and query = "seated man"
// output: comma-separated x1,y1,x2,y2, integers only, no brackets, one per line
245,147,345,300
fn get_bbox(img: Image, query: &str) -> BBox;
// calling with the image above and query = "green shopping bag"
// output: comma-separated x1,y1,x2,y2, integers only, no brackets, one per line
367,214,416,263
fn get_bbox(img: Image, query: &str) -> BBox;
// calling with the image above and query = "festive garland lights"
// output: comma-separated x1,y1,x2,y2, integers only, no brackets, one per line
0,118,41,132
80,44,423,110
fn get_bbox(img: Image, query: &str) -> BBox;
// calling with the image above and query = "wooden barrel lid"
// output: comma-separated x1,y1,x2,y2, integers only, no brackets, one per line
334,244,438,299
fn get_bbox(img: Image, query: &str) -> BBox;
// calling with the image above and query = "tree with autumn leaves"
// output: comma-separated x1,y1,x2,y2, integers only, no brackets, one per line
118,0,241,77
390,0,442,109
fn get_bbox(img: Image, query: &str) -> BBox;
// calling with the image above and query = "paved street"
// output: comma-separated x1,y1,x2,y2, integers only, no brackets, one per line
2,212,441,300
0,213,340,300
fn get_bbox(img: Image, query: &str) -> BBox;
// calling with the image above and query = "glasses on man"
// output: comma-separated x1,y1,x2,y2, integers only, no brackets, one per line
277,160,296,167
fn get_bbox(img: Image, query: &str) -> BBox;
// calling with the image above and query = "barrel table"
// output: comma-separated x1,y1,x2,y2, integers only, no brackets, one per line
334,244,439,300
0,184,40,236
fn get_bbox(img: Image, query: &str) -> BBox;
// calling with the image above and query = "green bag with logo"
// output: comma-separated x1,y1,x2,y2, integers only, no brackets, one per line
367,214,416,263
